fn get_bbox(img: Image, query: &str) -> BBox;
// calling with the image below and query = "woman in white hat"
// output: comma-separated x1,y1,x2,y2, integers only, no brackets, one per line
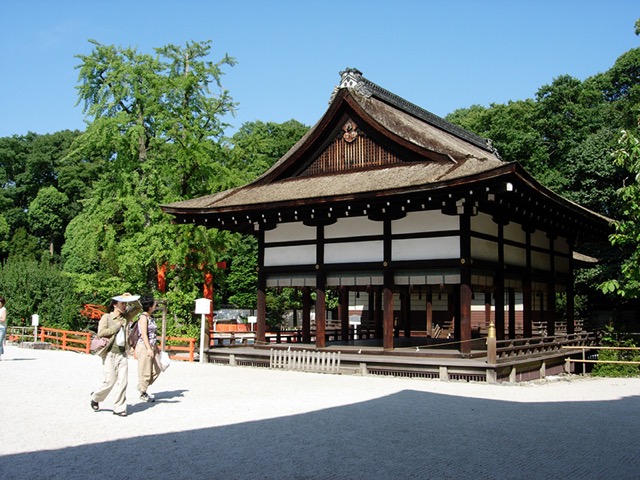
90,293,140,416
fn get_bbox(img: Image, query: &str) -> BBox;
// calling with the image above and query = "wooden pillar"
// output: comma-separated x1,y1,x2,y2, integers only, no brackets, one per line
302,286,311,343
484,292,492,330
367,287,375,336
566,281,575,335
508,288,516,340
523,280,532,338
523,228,533,338
315,271,326,348
458,211,472,352
402,287,411,338
339,286,349,342
546,282,556,337
494,218,506,340
460,282,472,355
547,235,556,337
383,269,394,350
426,292,433,337
374,286,383,339
256,274,266,345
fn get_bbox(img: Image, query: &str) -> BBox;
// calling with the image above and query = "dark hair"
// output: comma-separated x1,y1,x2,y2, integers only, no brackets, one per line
107,299,118,312
140,295,155,313
0,296,5,306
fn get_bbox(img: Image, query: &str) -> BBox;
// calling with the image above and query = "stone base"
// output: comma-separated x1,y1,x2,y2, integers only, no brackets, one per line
21,342,53,350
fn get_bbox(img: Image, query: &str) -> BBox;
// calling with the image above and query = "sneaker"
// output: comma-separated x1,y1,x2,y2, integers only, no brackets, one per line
140,392,155,403
113,411,127,417
90,393,99,411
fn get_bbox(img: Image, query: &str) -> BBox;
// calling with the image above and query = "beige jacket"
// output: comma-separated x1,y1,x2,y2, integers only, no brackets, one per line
96,303,141,358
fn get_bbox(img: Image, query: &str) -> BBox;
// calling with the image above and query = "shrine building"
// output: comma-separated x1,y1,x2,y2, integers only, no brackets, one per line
161,68,611,356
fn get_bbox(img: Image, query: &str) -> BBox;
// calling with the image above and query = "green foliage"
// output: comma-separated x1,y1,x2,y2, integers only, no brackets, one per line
226,236,258,308
599,125,640,299
226,120,310,181
0,257,81,330
591,323,640,377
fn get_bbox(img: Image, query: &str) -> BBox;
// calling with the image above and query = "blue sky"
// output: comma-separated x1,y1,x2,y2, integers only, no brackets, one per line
1,1,638,138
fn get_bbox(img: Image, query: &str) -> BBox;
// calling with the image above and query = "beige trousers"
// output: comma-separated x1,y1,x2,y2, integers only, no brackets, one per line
92,351,128,414
136,342,161,394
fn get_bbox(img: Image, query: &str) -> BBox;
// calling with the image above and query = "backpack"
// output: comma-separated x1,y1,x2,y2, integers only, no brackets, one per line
127,319,140,349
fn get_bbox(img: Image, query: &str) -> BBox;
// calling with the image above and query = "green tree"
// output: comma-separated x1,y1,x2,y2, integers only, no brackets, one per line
600,126,640,298
226,120,309,181
66,40,239,328
28,186,70,255
0,257,80,329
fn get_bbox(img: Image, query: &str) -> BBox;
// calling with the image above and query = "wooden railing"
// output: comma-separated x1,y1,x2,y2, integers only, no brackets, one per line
39,327,93,354
493,332,596,362
165,336,197,362
8,325,197,362
564,345,640,374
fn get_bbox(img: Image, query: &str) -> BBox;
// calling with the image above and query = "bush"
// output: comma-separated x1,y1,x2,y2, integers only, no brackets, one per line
0,256,82,330
591,323,640,377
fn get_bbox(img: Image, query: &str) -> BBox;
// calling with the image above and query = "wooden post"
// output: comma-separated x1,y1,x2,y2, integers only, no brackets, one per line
339,286,349,341
402,287,411,338
487,320,497,364
315,271,326,348
383,272,394,351
426,292,433,337
302,286,311,343
460,283,472,356
508,288,516,340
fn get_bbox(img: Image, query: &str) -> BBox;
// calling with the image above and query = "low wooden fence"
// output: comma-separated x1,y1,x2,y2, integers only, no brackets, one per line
269,348,341,373
39,327,93,354
7,325,197,362
165,336,197,362
564,345,640,374
493,332,595,362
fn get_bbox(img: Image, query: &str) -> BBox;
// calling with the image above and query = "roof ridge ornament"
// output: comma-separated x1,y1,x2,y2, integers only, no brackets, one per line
329,67,372,103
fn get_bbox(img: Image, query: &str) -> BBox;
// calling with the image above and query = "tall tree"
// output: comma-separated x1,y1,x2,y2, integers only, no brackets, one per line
65,40,239,320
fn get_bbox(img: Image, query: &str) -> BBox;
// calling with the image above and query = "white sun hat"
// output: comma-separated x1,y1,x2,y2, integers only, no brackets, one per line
112,292,140,302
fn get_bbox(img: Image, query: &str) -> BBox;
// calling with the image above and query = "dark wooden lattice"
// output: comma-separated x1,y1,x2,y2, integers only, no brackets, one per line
301,121,402,176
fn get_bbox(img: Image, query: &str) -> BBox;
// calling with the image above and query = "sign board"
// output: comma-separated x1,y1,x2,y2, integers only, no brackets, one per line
194,298,212,315
349,315,361,325
247,316,257,324
31,314,40,326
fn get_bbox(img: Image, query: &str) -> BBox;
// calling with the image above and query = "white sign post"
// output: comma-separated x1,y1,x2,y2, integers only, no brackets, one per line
194,298,212,364
31,314,39,342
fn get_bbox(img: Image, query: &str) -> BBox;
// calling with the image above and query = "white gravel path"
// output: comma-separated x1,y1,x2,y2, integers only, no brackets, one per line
1,343,640,479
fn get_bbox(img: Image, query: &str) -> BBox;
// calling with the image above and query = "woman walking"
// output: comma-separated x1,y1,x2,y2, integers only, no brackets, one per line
135,296,162,402
90,293,140,416
0,297,7,361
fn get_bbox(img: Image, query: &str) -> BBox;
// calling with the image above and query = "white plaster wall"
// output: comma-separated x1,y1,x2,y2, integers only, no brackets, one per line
531,250,550,270
392,210,459,234
264,245,316,266
471,237,498,262
504,244,527,267
504,221,526,243
325,241,383,264
392,237,460,261
264,222,316,243
531,229,549,249
470,212,498,236
325,216,383,238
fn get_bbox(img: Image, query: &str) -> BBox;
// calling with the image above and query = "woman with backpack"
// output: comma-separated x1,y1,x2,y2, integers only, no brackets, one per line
135,295,162,403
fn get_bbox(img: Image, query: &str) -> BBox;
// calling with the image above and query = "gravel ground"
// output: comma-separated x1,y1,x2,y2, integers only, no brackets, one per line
1,343,640,480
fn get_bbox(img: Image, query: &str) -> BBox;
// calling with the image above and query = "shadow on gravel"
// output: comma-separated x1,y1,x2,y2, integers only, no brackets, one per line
2,389,639,480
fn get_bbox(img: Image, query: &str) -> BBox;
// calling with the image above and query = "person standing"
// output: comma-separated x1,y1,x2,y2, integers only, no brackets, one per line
0,297,7,361
90,293,140,416
135,296,162,402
